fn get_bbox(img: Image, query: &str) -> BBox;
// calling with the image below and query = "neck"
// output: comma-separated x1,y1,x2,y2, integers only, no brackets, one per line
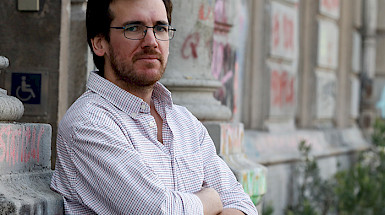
104,73,155,105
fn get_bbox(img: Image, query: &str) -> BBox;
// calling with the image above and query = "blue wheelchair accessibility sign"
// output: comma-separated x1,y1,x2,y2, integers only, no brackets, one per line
11,73,41,104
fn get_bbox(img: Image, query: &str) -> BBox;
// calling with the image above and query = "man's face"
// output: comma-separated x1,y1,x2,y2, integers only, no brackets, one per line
106,0,169,88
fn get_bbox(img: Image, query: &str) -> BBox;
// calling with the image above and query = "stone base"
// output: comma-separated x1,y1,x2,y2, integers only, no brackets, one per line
0,171,63,215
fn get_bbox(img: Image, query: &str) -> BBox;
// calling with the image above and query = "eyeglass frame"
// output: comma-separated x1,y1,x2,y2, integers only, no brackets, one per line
110,24,176,41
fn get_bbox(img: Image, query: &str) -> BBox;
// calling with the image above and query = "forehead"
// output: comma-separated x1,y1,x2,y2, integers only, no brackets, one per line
109,0,168,24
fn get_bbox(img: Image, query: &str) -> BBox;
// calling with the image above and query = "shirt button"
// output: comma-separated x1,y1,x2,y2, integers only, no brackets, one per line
131,113,138,118
141,104,146,110
149,121,156,128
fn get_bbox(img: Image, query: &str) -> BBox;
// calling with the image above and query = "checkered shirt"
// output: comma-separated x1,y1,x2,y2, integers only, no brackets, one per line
51,71,258,215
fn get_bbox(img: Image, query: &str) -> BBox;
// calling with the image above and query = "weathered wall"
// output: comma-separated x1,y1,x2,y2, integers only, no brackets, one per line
0,0,70,167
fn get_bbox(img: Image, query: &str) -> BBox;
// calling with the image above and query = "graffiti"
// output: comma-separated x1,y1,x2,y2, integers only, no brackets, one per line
199,3,213,21
212,40,236,113
320,0,340,18
321,0,339,10
214,0,227,23
270,2,298,60
181,32,200,60
283,14,294,51
271,69,295,108
316,71,336,118
220,123,244,156
0,125,44,166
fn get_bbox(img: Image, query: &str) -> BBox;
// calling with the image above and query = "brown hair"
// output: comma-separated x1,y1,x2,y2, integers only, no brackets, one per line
86,0,173,76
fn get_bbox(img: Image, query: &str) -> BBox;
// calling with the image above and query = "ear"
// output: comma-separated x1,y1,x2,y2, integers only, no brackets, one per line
91,35,108,57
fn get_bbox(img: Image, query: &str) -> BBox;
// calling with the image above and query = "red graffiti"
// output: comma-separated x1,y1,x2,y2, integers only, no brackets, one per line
199,3,213,21
283,14,294,51
271,70,295,107
321,0,339,10
272,12,295,52
0,125,44,166
273,14,280,49
181,33,200,59
214,0,227,23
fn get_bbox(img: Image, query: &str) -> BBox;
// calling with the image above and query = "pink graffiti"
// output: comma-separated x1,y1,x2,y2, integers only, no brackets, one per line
272,12,295,52
273,14,280,49
321,0,339,10
199,3,213,21
214,0,227,23
0,125,44,166
283,14,294,51
181,33,200,59
271,70,295,107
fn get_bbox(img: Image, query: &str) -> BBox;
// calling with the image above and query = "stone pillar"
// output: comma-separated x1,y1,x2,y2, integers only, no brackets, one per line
360,0,378,133
0,57,24,121
161,0,231,121
0,56,63,214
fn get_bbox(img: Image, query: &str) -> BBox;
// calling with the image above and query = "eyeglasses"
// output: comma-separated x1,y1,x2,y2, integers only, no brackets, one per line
110,24,176,41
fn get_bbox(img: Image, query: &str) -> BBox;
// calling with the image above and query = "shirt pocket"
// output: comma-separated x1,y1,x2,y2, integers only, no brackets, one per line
174,152,204,193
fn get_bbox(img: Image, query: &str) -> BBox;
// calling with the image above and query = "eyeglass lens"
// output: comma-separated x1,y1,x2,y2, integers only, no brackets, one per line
123,24,174,41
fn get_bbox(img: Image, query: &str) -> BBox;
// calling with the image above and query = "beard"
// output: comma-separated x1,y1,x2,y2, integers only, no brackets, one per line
110,46,166,87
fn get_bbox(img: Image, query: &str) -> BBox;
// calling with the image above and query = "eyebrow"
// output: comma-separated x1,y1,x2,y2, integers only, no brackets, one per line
121,20,169,26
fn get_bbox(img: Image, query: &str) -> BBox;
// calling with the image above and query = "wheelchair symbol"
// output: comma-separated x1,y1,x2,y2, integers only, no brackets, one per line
16,76,36,102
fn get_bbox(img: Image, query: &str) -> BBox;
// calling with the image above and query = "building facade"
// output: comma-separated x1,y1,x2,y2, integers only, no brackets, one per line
1,0,385,214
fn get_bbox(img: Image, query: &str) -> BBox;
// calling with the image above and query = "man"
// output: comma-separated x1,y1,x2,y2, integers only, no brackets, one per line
51,0,258,214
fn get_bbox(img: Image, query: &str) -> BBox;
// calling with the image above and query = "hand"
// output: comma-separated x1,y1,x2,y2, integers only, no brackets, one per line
194,187,223,215
219,208,245,215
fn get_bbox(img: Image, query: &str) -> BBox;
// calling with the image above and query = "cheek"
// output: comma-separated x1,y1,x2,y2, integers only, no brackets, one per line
160,44,170,62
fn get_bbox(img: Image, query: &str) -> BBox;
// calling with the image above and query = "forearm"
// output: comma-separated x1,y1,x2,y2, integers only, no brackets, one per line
195,187,223,215
219,208,245,215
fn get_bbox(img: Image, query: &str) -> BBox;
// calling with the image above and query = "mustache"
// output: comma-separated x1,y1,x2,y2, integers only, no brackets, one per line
132,49,164,62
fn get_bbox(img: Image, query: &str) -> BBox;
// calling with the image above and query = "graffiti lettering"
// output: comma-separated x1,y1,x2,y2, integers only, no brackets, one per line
0,126,44,166
214,0,227,23
321,0,339,10
271,2,297,59
283,14,294,51
181,33,200,60
199,3,213,21
271,70,295,107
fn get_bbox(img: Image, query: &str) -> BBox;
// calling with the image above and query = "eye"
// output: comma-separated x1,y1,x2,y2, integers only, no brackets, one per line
125,24,142,32
154,25,168,33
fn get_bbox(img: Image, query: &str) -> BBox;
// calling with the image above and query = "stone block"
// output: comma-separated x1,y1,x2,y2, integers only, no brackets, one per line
0,171,63,215
319,0,340,19
0,123,63,214
267,61,297,119
317,20,339,69
270,1,299,61
0,123,51,175
315,69,337,119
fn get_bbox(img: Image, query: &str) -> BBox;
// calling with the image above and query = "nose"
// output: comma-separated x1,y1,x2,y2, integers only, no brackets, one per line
141,28,158,48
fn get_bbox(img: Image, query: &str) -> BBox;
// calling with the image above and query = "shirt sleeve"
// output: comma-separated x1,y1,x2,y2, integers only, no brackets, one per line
199,123,259,215
53,117,204,215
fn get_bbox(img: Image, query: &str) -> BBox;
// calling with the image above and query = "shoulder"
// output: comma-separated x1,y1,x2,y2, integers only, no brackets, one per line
58,91,122,138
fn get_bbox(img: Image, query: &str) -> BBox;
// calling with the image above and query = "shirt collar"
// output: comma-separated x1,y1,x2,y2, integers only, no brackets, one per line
86,71,173,118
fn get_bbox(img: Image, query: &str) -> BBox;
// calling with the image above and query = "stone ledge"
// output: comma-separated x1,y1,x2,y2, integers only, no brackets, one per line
0,170,63,215
244,127,371,165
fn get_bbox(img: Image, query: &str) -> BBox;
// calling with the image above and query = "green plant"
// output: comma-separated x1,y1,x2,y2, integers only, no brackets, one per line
334,119,385,215
286,141,336,215
285,119,385,215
